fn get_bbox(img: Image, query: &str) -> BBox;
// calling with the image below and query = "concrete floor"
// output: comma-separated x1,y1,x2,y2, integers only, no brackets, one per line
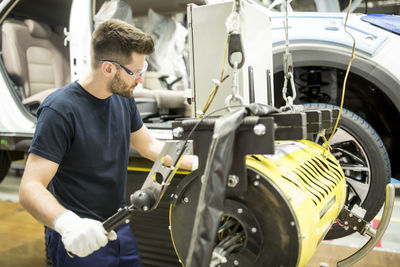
1,167,399,267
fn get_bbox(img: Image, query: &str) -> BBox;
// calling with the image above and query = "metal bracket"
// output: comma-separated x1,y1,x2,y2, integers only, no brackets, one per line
102,141,193,233
133,140,193,211
336,205,368,232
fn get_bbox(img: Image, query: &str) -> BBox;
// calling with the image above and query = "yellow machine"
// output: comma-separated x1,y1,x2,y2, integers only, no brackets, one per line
106,107,393,267
248,140,346,266
169,139,346,266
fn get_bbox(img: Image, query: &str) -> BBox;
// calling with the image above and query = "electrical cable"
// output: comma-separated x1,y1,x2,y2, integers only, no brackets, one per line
322,0,356,157
222,242,243,257
220,233,242,250
169,203,185,267
218,219,235,233
218,233,233,247
336,219,345,228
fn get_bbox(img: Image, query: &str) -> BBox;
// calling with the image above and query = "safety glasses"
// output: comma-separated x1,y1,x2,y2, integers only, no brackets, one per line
102,59,148,81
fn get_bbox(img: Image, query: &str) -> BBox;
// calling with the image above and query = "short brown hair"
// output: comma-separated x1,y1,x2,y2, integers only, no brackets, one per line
90,19,154,69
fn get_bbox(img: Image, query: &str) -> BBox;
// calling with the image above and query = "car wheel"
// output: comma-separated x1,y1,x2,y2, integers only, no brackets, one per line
304,103,391,240
0,150,11,184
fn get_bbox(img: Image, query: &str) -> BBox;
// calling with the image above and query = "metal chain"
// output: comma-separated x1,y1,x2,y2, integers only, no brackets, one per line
225,61,244,111
282,72,296,102
281,0,297,110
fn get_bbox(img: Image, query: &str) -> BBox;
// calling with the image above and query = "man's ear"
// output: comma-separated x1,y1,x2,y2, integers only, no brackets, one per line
101,62,114,78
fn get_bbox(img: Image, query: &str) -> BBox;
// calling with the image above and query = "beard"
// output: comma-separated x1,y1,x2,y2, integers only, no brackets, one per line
108,70,136,98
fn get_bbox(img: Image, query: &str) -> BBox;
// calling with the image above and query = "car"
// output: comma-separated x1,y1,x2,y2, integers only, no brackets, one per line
0,0,205,182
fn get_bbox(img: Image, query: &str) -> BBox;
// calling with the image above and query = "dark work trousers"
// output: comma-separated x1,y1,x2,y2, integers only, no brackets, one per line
46,223,142,267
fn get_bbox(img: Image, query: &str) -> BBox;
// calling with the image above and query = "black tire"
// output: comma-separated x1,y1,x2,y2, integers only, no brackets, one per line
0,150,11,184
304,103,391,240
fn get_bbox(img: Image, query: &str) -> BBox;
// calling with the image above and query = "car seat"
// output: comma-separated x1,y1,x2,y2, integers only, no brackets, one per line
2,19,70,108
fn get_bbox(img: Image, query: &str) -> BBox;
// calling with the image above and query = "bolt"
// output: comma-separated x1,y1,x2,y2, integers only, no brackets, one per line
172,127,184,138
290,221,295,227
253,124,266,136
233,260,239,265
253,180,259,187
125,219,130,224
358,219,362,223
256,175,260,179
353,226,358,231
171,194,175,198
183,197,189,203
228,175,239,187
174,194,178,199
237,208,243,214
344,221,348,225
143,206,149,211
251,227,257,233
349,213,353,217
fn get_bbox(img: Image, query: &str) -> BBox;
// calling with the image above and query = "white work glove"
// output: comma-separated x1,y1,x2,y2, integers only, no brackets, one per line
191,155,199,171
54,210,117,257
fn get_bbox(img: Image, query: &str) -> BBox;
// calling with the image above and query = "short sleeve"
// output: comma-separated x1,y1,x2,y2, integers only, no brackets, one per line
28,107,74,164
130,98,143,132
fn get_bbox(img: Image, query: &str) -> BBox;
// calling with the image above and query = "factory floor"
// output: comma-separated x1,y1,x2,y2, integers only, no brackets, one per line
1,168,399,267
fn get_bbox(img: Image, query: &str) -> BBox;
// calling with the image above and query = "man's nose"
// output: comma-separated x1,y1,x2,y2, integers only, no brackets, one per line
136,75,143,84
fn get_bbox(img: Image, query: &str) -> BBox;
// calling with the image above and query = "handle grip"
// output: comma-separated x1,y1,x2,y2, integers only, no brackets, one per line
67,205,133,258
102,206,132,232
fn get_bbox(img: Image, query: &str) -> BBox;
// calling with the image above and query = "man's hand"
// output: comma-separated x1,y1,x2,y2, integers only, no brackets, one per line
54,210,117,257
184,155,199,171
130,125,199,171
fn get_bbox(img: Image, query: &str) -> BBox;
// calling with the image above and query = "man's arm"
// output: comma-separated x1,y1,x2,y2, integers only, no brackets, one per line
19,153,117,257
19,153,66,228
130,125,197,171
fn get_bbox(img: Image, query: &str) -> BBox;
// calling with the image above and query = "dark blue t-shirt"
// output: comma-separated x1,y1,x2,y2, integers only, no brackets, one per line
29,81,143,221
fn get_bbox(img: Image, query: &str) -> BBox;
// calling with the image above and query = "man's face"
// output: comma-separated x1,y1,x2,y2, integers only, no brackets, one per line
107,52,146,98
108,69,132,98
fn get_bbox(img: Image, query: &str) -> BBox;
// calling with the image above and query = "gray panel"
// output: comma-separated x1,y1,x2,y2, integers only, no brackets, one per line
188,1,273,117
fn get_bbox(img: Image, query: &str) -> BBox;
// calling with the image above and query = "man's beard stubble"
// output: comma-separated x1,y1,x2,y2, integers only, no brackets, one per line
108,70,135,98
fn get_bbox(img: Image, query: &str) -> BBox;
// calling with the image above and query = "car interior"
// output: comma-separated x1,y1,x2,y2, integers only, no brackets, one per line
0,0,202,122
2,19,70,110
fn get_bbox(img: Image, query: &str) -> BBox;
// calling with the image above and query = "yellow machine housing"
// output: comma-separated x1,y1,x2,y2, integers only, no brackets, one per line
247,140,347,266
170,140,346,266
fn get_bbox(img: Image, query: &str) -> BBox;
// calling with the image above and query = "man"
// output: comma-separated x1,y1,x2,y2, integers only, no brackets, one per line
19,19,196,266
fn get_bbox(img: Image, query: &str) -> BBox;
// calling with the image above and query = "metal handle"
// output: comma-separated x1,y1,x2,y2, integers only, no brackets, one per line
337,183,395,267
102,205,133,232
